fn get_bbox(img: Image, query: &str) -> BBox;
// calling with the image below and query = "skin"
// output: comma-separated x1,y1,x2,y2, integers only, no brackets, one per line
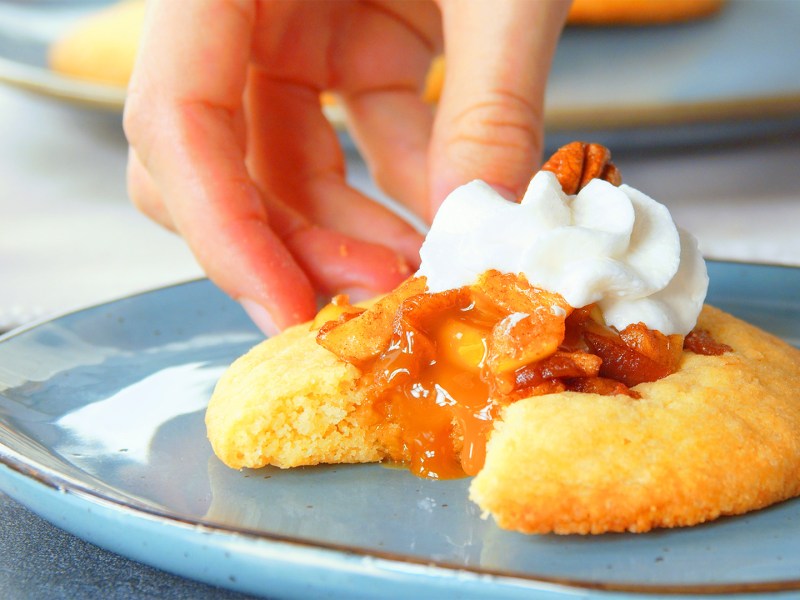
124,0,570,335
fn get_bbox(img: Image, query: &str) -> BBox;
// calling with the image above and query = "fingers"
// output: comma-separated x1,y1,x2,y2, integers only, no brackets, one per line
335,1,441,219
244,66,425,268
131,96,320,331
429,0,570,215
238,132,418,299
125,1,421,332
342,88,433,221
285,226,413,300
127,149,175,231
125,0,319,331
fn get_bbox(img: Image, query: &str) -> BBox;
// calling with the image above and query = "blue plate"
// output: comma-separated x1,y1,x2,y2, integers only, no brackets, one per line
1,261,800,599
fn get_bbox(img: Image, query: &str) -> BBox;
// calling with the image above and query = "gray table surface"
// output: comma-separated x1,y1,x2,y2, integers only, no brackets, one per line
2,64,800,599
0,493,261,600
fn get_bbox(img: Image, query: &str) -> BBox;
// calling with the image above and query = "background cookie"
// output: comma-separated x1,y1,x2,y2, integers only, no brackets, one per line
567,0,726,25
48,0,145,87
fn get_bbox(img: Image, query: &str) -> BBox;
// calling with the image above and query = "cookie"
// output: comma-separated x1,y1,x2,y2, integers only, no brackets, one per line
48,0,145,87
206,304,800,534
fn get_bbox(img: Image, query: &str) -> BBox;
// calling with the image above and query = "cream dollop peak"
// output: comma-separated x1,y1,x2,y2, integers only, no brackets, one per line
417,171,708,335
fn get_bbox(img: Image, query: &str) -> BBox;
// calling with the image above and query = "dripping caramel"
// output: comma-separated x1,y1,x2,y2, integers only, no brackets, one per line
316,271,729,479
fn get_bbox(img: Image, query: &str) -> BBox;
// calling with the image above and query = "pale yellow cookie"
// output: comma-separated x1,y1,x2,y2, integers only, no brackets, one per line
206,322,399,470
206,305,800,534
471,307,800,534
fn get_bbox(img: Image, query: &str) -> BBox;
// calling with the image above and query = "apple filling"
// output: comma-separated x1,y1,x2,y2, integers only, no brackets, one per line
314,271,730,479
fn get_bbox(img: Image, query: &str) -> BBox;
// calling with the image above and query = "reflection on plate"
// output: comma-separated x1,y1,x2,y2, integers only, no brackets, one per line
1,262,800,599
2,0,800,132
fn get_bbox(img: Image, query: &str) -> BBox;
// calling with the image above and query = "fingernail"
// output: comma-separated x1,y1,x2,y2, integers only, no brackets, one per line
339,286,378,304
239,298,280,337
489,183,519,202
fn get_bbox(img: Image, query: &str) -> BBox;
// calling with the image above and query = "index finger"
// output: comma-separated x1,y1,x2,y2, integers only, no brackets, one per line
124,0,317,329
429,0,570,213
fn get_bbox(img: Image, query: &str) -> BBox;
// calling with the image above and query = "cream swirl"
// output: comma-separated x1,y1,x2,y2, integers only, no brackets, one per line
417,170,708,335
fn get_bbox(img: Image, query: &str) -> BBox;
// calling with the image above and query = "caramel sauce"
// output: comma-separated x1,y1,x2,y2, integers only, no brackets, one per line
315,275,732,481
368,300,499,479
684,328,733,356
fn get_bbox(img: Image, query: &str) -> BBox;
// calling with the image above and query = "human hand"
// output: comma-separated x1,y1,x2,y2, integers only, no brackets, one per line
124,0,569,335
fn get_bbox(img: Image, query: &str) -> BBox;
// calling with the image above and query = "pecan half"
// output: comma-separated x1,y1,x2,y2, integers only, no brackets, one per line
541,141,622,194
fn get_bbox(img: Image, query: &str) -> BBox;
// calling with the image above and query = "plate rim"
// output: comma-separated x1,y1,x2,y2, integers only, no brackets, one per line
0,55,126,112
3,445,800,597
5,55,800,131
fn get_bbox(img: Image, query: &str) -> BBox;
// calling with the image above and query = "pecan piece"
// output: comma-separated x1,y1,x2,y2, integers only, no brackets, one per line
541,141,622,194
684,328,732,356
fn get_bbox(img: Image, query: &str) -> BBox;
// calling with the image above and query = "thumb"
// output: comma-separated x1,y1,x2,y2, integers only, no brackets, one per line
429,0,569,214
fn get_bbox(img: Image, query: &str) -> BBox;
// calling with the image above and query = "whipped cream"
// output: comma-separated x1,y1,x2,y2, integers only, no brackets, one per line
417,171,708,335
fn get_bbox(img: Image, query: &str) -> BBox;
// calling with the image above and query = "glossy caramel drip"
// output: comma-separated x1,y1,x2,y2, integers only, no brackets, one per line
315,273,731,480
684,328,733,355
369,299,500,479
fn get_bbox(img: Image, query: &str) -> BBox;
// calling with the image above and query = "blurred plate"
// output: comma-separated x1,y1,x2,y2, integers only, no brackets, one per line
1,261,800,599
0,0,126,111
1,0,800,132
547,0,800,130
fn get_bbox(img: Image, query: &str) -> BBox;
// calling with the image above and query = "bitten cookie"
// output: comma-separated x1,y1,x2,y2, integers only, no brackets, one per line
207,305,800,534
